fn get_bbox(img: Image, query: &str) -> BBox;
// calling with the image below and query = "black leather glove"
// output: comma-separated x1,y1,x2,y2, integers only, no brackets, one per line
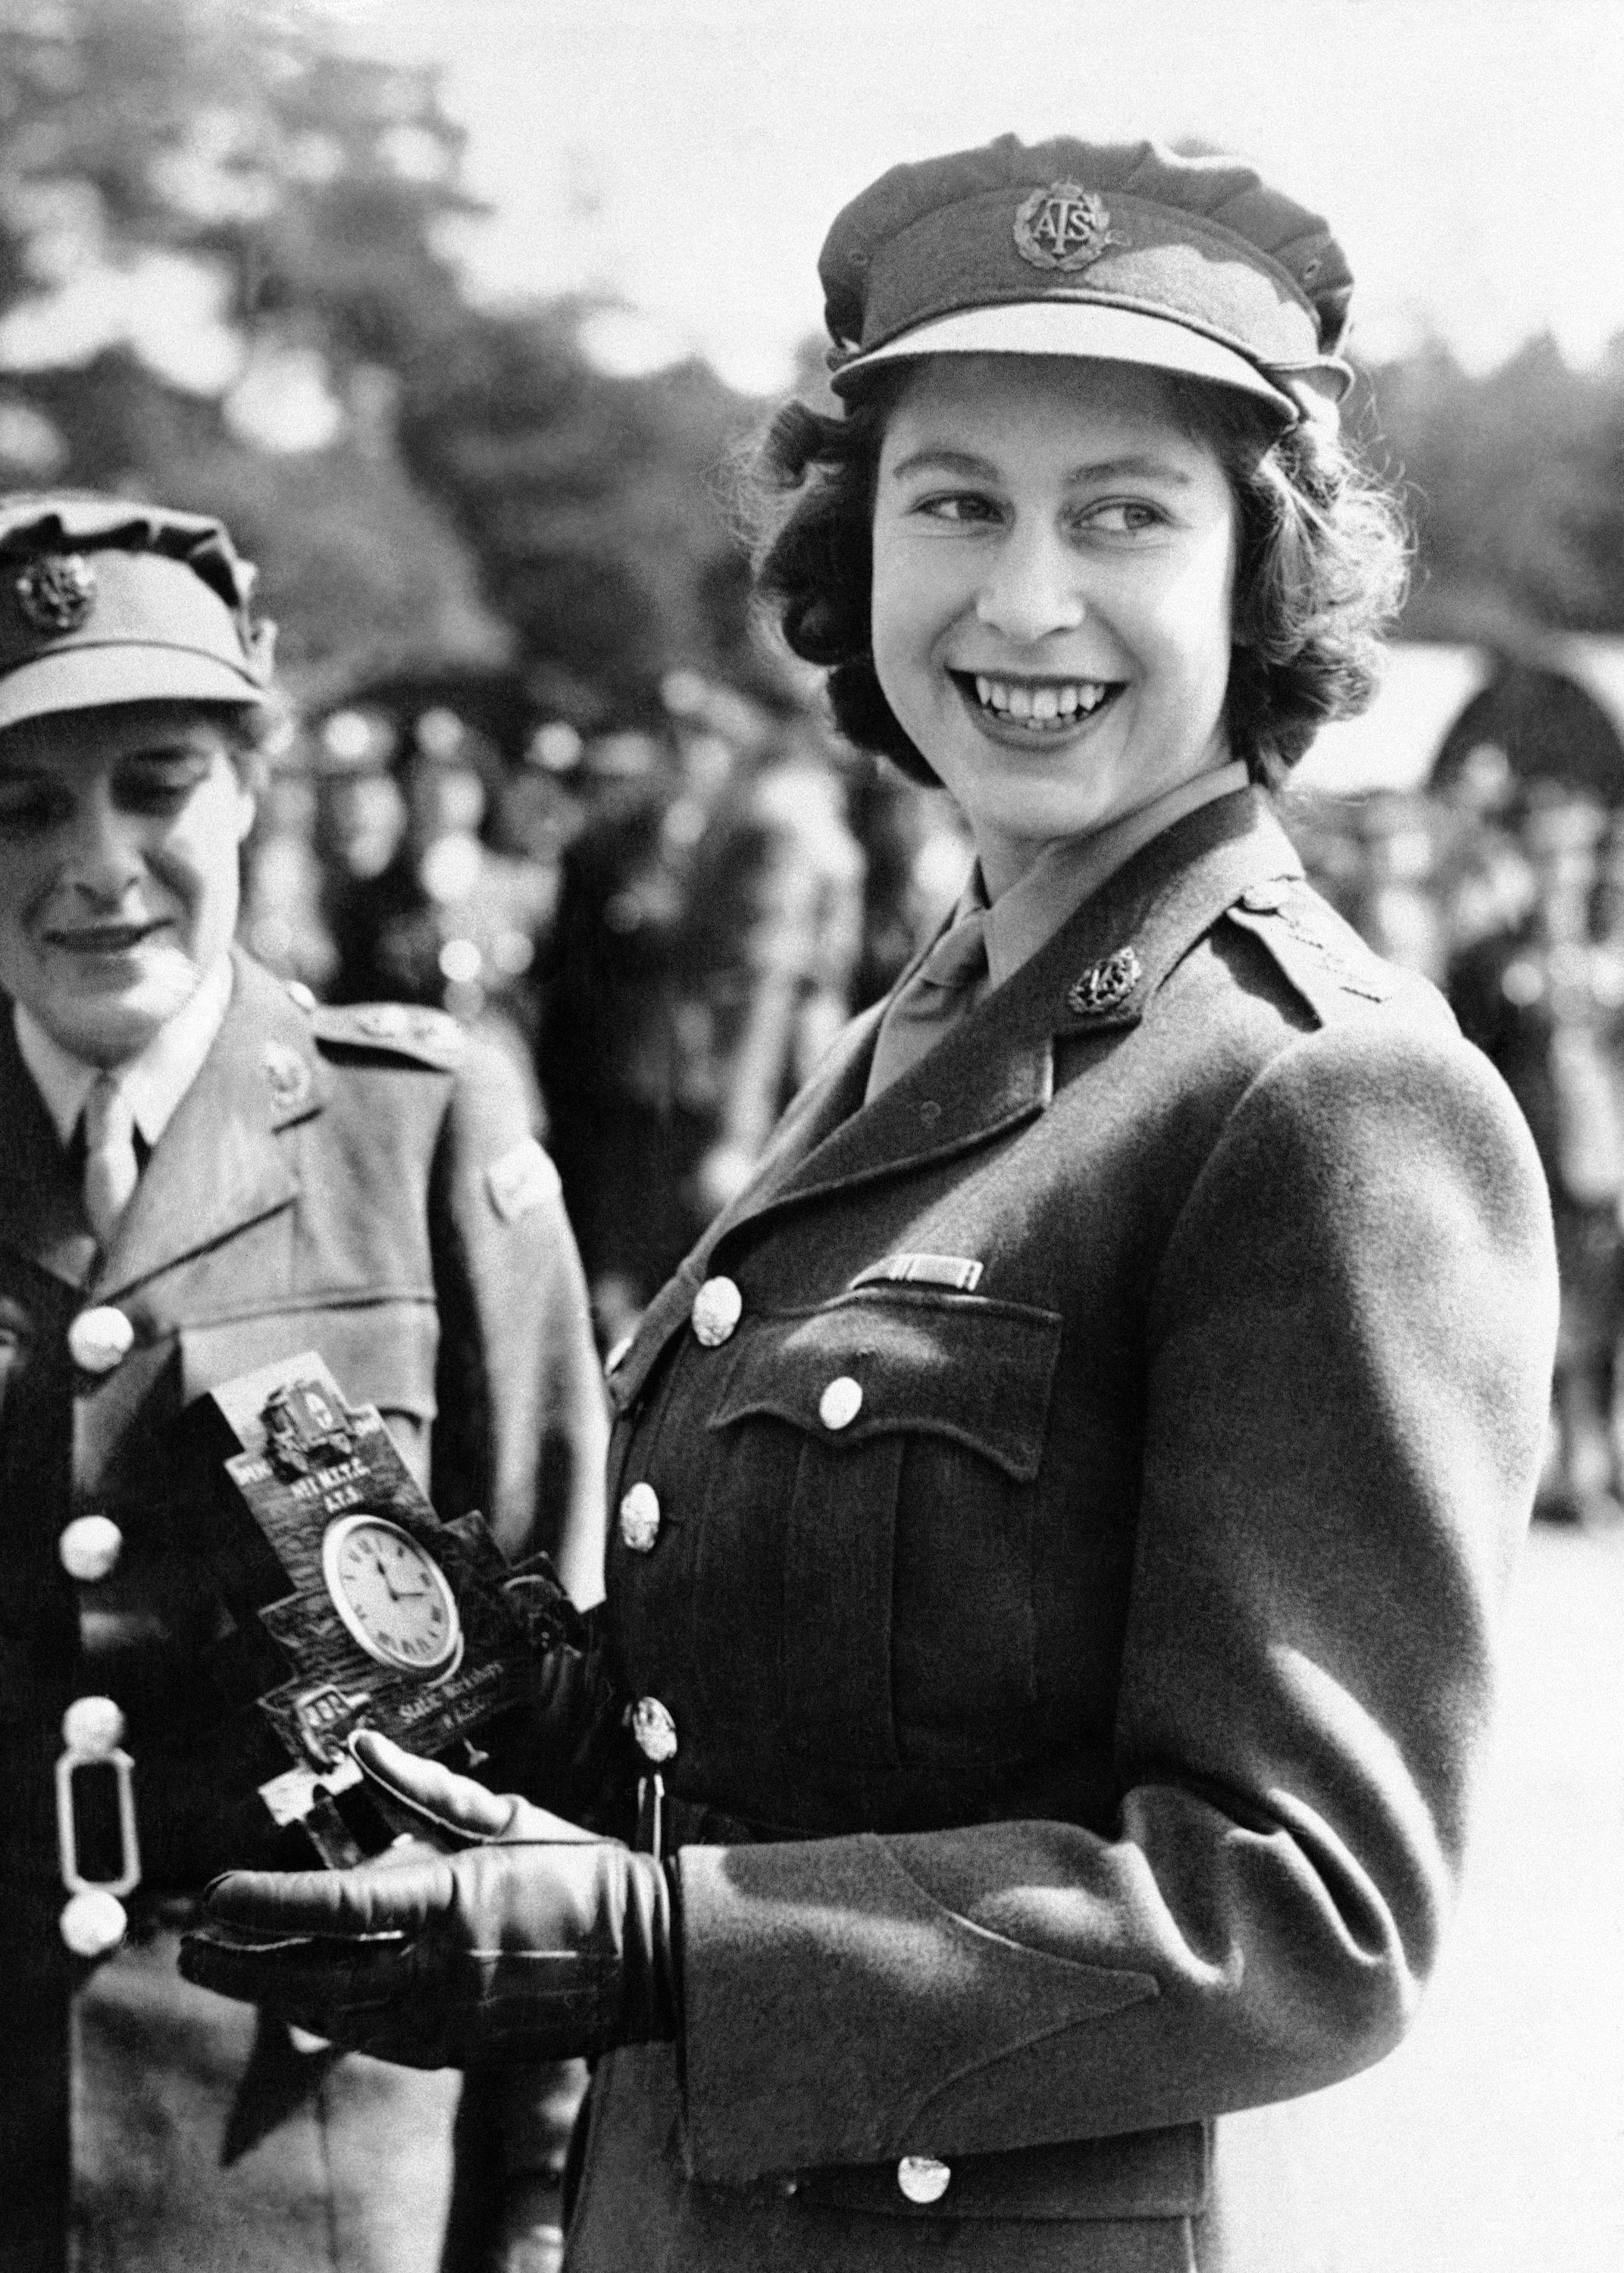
489,1557,639,1837
179,1730,678,2069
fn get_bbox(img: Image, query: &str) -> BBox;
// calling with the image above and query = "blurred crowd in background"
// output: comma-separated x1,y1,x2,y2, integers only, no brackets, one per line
9,1,1624,1529
235,642,1624,1539
239,663,972,1353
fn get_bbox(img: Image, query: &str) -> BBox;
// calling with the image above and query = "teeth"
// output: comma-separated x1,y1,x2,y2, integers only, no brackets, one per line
967,677,1112,725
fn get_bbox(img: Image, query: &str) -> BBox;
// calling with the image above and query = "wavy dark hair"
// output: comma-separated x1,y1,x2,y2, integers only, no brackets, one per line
748,363,1409,788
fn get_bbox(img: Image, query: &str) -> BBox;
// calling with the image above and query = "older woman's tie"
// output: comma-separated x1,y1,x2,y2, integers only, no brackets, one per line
82,1072,139,1249
865,910,989,1100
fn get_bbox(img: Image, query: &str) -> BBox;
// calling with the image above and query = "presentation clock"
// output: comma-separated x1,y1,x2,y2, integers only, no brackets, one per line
321,1514,463,1676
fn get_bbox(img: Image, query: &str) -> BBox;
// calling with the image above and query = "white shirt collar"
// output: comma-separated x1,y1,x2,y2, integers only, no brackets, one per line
15,956,236,1150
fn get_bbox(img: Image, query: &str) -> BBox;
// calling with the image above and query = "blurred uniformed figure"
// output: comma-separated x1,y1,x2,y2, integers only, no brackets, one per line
0,495,607,2273
238,728,339,997
540,688,865,1349
321,704,557,1112
1451,790,1624,1523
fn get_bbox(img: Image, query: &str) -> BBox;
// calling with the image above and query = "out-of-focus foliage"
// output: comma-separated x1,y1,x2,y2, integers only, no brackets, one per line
0,0,504,674
398,304,766,722
1364,335,1624,640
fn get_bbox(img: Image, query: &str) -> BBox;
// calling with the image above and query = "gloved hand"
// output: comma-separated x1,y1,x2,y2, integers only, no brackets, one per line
487,1560,640,1837
178,1730,678,2069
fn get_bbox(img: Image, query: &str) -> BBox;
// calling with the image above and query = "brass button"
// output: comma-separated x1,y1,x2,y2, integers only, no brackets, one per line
631,1695,677,1764
690,1276,743,1348
67,1307,135,1374
62,1695,126,1756
896,2156,951,2204
818,1376,863,1431
59,1888,128,1958
618,1482,662,1554
58,1514,124,1583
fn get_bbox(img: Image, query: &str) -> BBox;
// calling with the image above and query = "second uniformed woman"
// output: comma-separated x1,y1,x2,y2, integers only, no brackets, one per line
188,139,1559,2272
0,495,606,2273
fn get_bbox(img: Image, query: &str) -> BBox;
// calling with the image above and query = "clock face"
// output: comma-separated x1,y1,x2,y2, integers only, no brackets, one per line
321,1516,462,1676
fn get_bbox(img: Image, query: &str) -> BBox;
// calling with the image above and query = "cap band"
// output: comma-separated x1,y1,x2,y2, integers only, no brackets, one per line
0,546,271,731
832,300,1317,415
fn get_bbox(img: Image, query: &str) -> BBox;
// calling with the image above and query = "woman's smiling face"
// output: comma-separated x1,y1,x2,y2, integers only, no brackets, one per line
871,355,1241,897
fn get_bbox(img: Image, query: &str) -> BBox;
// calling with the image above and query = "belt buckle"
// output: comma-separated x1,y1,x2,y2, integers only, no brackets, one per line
55,1698,142,1955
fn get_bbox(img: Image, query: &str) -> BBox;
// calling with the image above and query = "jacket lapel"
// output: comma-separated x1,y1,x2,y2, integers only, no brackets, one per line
93,955,327,1300
0,1013,98,1287
727,787,1303,1231
610,791,1303,1413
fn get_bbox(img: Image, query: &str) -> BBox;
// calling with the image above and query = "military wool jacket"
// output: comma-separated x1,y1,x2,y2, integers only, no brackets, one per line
0,949,605,2273
565,789,1557,2273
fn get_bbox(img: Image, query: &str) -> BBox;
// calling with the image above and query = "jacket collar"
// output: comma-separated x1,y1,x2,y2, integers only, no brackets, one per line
0,1011,99,1287
720,787,1302,1236
0,952,327,1295
86,949,328,1298
607,790,1303,1412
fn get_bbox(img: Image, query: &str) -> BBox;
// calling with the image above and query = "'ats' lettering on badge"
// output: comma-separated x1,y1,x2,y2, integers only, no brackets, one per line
1013,182,1118,271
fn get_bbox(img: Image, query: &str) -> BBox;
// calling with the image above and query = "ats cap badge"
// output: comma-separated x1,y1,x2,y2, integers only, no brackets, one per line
1013,182,1117,271
1067,945,1143,1017
16,552,97,634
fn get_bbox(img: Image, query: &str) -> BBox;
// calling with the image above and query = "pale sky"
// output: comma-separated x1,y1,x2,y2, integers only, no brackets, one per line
338,0,1624,395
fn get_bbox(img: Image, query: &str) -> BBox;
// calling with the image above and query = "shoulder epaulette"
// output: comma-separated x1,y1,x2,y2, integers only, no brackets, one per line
1223,876,1405,1025
309,1000,468,1069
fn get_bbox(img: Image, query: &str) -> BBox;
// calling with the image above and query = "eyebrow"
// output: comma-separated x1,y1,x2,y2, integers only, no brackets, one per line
888,447,1196,487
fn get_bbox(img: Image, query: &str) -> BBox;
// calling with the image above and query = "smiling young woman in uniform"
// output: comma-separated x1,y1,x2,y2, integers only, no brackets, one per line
186,139,1559,2273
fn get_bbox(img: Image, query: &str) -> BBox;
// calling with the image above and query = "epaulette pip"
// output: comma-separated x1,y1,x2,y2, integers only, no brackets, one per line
1223,877,1400,1025
309,1000,468,1069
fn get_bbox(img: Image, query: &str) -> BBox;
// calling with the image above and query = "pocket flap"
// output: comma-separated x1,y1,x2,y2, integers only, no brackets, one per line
708,1287,1061,1482
180,1299,440,1421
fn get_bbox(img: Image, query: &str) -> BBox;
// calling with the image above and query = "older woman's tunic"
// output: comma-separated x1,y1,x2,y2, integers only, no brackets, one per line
565,786,1556,2273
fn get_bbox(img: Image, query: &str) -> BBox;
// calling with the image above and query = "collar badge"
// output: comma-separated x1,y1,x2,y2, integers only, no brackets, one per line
261,1039,312,1110
1013,182,1118,272
16,552,97,634
1067,945,1142,1017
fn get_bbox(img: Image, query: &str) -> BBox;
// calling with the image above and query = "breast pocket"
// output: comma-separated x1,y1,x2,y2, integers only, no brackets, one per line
702,1287,1061,1772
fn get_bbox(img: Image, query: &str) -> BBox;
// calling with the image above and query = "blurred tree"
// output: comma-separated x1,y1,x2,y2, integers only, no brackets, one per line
397,302,769,722
0,0,504,673
1366,336,1624,639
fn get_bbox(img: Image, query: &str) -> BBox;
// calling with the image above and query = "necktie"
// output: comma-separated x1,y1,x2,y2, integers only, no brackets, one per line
83,1072,139,1249
865,909,990,1100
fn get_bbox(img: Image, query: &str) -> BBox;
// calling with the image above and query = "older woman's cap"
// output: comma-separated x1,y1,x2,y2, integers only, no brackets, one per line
0,493,276,732
821,135,1353,425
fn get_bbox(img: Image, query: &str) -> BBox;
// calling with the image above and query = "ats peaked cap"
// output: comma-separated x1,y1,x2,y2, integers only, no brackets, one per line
0,493,275,732
821,135,1355,425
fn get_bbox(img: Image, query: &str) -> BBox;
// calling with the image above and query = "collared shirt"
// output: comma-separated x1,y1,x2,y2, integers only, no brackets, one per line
965,761,1251,988
15,955,235,1150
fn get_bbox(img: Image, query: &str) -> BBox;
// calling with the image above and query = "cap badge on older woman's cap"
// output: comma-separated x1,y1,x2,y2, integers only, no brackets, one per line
16,553,97,635
1013,183,1117,271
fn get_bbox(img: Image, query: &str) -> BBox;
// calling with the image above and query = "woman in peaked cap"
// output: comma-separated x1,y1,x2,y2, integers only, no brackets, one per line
187,139,1557,2272
0,492,606,2273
